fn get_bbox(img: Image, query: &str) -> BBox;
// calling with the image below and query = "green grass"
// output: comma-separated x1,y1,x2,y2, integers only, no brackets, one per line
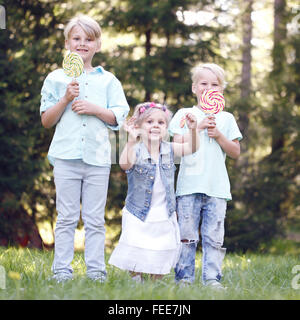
0,246,299,300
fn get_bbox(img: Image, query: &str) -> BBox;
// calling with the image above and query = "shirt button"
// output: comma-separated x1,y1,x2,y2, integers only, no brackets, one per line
85,96,88,98
147,190,151,194
83,123,86,127
150,176,154,180
85,82,88,85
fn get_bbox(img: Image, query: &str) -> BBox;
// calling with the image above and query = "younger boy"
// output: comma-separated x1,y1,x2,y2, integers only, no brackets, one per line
169,63,242,289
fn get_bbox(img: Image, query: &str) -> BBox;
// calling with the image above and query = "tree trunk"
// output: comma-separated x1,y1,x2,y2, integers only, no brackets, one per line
0,194,44,249
239,0,253,151
144,28,151,101
241,0,252,99
271,0,286,153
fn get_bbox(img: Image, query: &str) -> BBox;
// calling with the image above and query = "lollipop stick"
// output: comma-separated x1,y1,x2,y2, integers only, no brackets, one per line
206,115,213,143
205,128,212,142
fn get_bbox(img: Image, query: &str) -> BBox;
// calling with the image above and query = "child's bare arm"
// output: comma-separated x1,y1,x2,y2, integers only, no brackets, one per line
173,113,199,157
119,118,139,170
173,115,215,144
205,122,240,158
119,141,137,171
215,133,240,159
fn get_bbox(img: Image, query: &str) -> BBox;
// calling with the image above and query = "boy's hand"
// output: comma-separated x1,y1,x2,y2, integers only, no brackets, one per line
207,126,221,140
197,115,216,131
64,80,79,102
72,100,99,115
185,113,197,130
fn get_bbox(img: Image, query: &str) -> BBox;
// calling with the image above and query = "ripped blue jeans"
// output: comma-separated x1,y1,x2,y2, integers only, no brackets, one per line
174,193,227,284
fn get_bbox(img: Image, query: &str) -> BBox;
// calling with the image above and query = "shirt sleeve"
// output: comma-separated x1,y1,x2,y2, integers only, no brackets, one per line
106,77,130,131
227,113,243,141
168,108,188,137
40,74,59,115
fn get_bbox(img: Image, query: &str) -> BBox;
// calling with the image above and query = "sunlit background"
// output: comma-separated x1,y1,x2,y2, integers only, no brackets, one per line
0,0,299,254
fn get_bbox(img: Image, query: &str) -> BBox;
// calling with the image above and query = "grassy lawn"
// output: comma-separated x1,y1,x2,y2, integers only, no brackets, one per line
0,246,299,300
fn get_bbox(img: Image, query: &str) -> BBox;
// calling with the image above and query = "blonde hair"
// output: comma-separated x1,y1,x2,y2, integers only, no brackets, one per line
191,63,227,89
64,15,101,44
132,102,172,127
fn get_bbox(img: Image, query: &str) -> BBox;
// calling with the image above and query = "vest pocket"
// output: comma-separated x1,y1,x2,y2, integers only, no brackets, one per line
134,165,149,176
161,163,176,178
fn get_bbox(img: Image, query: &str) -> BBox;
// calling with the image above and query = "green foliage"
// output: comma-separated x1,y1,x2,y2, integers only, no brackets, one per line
224,1,300,252
0,0,69,246
100,0,224,106
0,0,299,252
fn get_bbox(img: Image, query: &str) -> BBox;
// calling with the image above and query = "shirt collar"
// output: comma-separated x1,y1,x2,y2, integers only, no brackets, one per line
88,66,104,74
192,105,205,115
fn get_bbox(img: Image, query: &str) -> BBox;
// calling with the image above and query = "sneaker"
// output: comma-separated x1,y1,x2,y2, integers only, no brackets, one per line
204,280,226,291
51,273,73,284
177,279,192,288
131,274,143,283
88,271,106,283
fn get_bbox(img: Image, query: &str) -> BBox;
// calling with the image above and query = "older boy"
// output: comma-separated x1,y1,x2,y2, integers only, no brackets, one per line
41,15,129,282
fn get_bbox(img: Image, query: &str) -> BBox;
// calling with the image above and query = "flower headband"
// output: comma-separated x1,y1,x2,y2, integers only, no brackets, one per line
139,102,167,114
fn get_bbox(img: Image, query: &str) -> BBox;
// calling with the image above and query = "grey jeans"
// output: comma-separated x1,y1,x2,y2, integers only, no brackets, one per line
52,159,110,278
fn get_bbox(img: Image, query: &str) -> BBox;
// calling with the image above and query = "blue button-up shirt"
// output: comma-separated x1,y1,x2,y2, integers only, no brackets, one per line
40,66,129,167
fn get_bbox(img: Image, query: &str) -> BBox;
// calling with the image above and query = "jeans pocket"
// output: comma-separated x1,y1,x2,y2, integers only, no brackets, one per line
177,195,200,240
177,195,192,218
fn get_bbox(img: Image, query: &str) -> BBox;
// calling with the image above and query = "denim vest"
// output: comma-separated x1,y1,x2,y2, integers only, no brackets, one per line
125,141,176,221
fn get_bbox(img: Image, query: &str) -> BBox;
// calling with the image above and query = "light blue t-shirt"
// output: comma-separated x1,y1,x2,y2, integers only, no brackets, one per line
168,106,242,200
40,66,129,167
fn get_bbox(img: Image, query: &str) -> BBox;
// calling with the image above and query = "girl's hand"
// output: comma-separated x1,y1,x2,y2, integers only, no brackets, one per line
124,117,140,143
64,80,79,102
71,100,99,115
197,115,216,131
185,113,197,130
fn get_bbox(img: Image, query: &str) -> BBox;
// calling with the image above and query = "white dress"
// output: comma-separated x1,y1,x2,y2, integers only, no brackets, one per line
109,163,181,274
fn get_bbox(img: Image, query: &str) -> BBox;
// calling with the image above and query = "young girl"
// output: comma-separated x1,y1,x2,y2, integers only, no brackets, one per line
40,15,129,283
109,102,199,281
169,63,243,289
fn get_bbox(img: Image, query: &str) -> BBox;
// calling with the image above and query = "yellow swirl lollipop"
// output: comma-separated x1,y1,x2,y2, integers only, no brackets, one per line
63,51,84,78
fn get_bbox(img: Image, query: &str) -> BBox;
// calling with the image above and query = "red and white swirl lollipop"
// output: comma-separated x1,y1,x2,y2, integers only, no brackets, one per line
199,89,225,114
200,89,225,142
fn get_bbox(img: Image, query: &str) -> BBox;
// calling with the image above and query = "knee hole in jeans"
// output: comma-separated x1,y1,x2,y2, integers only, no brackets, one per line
181,239,197,244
